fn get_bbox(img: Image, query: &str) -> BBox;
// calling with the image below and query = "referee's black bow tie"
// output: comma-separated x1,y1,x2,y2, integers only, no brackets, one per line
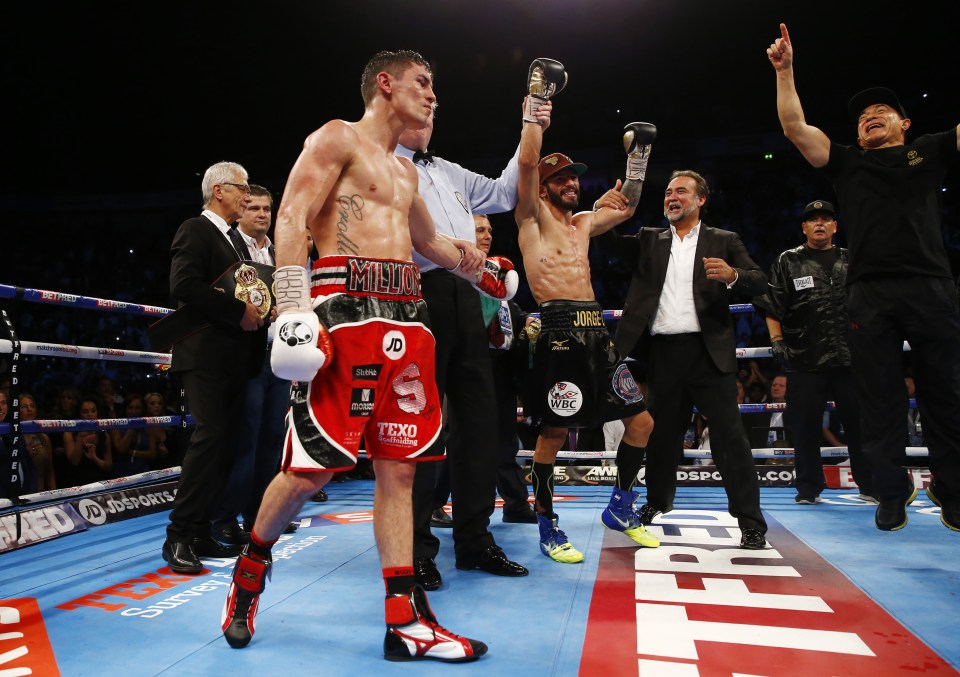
413,149,435,164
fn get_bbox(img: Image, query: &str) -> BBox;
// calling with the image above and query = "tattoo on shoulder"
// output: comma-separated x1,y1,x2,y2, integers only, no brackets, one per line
335,194,364,255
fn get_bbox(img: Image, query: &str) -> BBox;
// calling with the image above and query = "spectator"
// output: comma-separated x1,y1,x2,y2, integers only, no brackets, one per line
144,391,177,469
110,393,155,478
18,393,56,493
62,397,112,487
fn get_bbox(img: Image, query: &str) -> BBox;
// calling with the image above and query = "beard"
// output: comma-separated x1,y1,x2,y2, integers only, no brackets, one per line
664,204,695,224
546,184,580,210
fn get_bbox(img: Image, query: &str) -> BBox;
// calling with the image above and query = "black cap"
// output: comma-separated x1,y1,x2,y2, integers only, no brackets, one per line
847,87,907,122
802,200,836,219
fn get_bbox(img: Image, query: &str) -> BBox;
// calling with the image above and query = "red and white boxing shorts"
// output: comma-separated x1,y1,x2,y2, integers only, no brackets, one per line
282,256,445,472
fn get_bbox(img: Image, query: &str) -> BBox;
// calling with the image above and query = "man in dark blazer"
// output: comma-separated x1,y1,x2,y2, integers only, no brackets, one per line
595,169,768,548
162,161,269,573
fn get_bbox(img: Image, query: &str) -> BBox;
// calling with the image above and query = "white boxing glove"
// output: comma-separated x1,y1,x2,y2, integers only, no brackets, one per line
270,266,333,382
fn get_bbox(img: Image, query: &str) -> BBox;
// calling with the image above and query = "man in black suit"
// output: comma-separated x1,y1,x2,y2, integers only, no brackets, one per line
162,161,269,573
474,214,538,524
595,169,768,549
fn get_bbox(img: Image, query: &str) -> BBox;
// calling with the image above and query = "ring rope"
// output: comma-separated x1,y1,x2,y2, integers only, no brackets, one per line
0,283,172,318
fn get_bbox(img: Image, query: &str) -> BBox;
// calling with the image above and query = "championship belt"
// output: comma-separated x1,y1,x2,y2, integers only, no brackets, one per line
148,261,275,352
232,262,273,319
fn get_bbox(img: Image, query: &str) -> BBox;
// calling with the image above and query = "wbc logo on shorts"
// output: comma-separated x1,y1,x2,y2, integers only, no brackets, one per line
548,381,582,417
612,363,643,404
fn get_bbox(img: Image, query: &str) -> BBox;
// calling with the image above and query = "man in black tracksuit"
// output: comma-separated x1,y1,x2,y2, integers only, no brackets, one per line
769,24,960,532
754,200,874,504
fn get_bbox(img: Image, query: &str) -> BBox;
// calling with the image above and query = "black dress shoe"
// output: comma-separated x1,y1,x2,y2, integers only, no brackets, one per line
311,488,328,503
162,540,203,574
456,545,528,577
739,529,766,550
213,521,251,546
502,505,538,524
430,508,453,528
194,534,244,558
875,478,918,531
414,556,442,590
283,521,300,534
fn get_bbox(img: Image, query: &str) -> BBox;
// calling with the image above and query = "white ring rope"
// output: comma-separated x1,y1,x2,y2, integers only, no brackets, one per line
0,282,927,511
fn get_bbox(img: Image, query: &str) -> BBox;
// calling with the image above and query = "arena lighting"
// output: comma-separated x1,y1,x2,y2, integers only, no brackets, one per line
764,153,773,160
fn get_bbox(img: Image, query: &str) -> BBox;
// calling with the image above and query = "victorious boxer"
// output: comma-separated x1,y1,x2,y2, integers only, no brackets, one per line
514,58,659,564
219,49,521,663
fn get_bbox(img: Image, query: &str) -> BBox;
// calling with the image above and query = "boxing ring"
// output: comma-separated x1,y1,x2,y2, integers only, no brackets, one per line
1,282,957,676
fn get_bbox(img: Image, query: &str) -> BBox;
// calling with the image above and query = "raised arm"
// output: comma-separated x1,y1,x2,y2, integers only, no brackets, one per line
515,98,549,229
767,23,831,168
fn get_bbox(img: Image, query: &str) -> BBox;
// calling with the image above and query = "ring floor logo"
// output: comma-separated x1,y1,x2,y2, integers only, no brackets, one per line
580,509,956,675
0,598,61,676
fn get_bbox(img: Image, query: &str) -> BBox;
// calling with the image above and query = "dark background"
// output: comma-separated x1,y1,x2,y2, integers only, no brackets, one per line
2,0,958,399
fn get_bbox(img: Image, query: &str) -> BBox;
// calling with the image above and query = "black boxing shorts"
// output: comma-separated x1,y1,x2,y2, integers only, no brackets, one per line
525,300,647,428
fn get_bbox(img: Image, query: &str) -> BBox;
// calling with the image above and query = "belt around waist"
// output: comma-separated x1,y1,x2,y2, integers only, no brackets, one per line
539,300,606,332
310,255,421,301
651,332,702,342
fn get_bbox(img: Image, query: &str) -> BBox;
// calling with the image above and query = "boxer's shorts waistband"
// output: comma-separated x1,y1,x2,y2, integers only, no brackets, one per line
311,255,422,301
538,299,606,333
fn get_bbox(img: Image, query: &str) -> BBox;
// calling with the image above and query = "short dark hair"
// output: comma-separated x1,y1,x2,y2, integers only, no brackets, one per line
249,184,273,205
360,50,431,106
668,169,709,200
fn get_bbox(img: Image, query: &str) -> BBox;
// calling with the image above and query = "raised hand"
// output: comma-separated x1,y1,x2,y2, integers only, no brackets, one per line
767,23,793,71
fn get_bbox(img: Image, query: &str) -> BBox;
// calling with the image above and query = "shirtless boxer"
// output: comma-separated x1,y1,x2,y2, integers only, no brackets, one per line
220,50,523,663
515,59,659,563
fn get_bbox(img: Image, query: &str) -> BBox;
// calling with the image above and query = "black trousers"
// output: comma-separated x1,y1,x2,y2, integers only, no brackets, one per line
644,334,766,532
167,368,248,543
847,275,960,503
413,271,499,561
491,348,530,512
787,368,872,498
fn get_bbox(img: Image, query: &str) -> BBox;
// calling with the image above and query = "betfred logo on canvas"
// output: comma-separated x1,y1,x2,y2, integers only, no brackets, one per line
0,598,61,676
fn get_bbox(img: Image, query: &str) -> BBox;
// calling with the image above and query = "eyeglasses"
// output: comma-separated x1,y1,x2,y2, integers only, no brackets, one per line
221,182,251,195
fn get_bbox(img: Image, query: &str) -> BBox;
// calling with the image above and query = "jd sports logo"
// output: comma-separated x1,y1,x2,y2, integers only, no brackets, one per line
383,330,406,360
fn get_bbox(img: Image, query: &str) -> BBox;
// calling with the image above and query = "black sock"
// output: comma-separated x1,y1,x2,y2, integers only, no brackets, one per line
383,566,416,596
532,461,555,517
615,441,645,491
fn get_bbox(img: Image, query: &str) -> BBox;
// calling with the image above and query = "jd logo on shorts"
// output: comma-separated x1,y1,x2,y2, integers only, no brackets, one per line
548,381,583,417
382,330,406,360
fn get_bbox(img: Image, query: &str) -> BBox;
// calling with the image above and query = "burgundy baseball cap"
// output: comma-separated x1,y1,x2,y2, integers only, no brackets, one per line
538,152,587,184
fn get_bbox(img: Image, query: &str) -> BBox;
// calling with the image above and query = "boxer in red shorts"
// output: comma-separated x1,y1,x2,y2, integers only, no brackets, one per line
219,50,529,663
282,255,445,472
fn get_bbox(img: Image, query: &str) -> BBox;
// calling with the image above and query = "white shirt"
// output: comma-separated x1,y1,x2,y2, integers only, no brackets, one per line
650,222,703,335
236,229,275,266
202,209,240,254
395,144,520,273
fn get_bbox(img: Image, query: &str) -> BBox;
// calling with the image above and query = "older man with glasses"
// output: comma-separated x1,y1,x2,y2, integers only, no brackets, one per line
159,161,271,574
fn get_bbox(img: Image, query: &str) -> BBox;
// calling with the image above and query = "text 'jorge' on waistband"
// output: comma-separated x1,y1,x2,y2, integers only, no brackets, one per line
310,255,422,300
539,300,607,332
